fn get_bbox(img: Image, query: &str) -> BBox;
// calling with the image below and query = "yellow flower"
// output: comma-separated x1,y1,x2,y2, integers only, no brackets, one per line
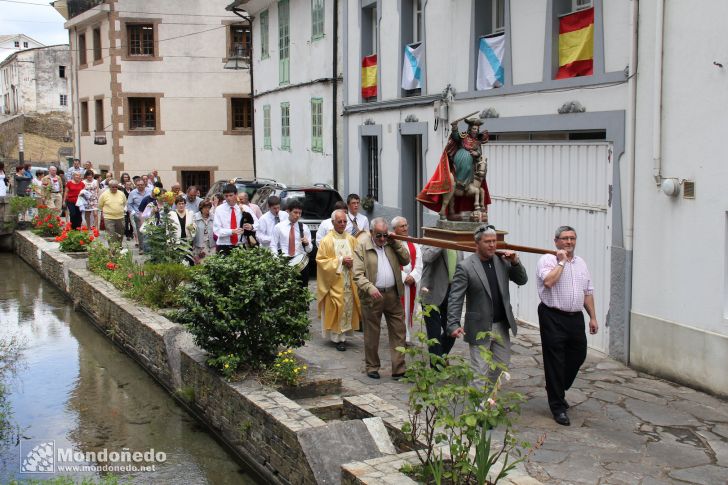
224,363,230,369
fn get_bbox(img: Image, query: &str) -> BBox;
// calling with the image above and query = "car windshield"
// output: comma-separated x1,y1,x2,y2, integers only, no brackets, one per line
282,190,341,220
235,183,257,198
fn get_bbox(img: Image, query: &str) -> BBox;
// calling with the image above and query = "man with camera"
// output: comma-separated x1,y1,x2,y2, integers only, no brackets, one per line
353,217,411,380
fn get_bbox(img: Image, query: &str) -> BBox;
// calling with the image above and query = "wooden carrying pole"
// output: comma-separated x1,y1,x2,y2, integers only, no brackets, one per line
388,234,556,256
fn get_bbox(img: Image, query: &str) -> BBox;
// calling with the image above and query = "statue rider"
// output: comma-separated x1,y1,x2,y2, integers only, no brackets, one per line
447,117,488,190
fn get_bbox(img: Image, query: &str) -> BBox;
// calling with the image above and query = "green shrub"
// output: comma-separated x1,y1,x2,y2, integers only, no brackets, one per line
399,310,540,485
171,247,312,373
143,207,192,264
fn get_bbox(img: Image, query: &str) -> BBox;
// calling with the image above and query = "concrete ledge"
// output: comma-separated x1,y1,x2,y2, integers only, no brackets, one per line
630,312,728,398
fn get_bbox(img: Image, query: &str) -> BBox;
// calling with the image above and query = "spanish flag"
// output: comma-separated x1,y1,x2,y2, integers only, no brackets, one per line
361,54,378,99
556,7,594,79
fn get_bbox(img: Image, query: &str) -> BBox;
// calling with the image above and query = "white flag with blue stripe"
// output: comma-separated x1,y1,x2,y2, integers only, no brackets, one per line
477,34,505,90
401,42,424,90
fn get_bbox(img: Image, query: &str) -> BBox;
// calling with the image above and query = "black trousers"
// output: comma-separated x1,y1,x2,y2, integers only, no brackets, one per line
67,203,82,230
298,264,310,289
424,286,456,359
538,303,587,415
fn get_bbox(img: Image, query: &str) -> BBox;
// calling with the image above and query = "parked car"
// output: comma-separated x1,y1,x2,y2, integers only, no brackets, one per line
205,177,276,201
252,183,344,274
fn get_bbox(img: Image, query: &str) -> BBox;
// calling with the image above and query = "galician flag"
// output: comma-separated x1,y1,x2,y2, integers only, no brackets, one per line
401,42,423,90
476,33,505,90
361,54,378,99
556,7,594,79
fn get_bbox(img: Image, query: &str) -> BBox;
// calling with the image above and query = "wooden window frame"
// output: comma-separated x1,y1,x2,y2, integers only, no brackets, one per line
123,94,164,136
224,94,252,135
78,32,87,68
92,26,103,64
80,98,90,135
173,166,218,195
225,22,251,63
121,19,162,61
94,96,104,133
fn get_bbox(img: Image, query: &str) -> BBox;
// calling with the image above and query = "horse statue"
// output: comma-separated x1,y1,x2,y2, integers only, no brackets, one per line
439,157,488,222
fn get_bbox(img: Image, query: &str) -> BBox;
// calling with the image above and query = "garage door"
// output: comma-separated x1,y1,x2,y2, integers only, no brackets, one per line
484,142,612,354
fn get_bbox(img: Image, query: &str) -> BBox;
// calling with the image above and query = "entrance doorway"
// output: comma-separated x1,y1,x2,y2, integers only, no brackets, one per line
400,134,423,236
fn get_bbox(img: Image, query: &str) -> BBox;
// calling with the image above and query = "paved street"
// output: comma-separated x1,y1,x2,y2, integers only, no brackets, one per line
298,282,728,485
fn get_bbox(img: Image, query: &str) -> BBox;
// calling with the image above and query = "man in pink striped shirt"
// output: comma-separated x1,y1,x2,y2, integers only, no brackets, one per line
536,226,598,426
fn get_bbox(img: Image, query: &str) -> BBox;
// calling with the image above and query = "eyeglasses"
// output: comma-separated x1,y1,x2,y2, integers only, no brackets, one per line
374,232,388,238
557,236,576,241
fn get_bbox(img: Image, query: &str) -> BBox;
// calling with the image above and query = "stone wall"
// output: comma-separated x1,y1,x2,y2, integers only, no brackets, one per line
12,230,406,485
0,114,24,159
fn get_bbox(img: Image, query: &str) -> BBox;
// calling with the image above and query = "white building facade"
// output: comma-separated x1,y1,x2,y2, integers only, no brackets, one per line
343,0,632,360
0,34,44,63
55,0,254,192
232,0,343,188
0,45,71,115
340,0,728,396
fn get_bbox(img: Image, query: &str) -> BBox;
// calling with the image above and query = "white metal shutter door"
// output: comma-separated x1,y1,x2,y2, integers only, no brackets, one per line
484,142,612,353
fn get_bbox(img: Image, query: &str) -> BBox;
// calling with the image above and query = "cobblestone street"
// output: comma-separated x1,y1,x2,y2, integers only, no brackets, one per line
298,283,728,485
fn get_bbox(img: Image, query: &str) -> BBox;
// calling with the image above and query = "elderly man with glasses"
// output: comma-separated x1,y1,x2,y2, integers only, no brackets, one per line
353,217,411,380
536,226,598,426
447,225,528,388
98,179,127,244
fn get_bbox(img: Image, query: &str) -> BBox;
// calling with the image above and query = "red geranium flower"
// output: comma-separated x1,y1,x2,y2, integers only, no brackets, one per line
89,236,95,242
79,240,85,245
80,225,87,231
106,262,117,270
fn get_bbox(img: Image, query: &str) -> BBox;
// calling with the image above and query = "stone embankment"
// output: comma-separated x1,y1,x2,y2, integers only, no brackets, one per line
14,231,535,484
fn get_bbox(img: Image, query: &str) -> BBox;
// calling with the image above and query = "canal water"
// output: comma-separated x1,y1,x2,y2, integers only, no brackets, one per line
0,254,260,484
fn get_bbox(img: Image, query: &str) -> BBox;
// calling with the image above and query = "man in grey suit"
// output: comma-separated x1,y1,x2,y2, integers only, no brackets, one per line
447,225,528,386
420,246,464,357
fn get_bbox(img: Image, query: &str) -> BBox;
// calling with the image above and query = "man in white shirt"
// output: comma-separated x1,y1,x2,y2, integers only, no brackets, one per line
68,159,84,178
255,195,288,248
270,198,313,287
212,184,253,256
344,194,370,236
316,200,347,246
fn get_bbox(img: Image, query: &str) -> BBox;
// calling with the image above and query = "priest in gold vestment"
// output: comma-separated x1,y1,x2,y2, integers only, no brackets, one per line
316,209,361,351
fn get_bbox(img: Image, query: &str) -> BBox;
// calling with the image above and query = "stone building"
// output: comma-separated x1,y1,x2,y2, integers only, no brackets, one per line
0,45,70,116
52,0,254,193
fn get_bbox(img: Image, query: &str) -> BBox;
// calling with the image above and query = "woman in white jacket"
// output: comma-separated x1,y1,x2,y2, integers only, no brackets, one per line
169,195,196,243
192,200,216,263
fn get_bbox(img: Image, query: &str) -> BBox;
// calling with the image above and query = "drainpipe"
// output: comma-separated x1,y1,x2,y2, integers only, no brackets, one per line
652,0,664,185
332,0,339,189
232,7,256,178
625,0,639,250
74,27,82,161
342,0,349,194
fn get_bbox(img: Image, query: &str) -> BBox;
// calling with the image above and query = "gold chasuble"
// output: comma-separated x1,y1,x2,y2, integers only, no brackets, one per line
316,230,361,338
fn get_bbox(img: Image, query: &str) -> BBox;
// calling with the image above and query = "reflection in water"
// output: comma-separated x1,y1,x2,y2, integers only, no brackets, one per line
0,254,259,484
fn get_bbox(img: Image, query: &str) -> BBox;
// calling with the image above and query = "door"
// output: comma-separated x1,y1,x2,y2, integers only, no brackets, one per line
483,142,612,353
400,134,423,236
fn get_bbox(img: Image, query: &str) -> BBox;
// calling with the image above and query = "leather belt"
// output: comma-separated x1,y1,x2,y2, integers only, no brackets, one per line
541,303,582,317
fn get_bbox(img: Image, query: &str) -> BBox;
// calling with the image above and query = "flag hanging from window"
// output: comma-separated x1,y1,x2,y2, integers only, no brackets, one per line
556,7,594,79
401,43,423,90
476,33,505,90
362,54,378,98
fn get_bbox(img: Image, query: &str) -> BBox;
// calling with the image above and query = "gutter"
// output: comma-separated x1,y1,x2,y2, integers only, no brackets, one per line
332,0,339,190
230,7,257,178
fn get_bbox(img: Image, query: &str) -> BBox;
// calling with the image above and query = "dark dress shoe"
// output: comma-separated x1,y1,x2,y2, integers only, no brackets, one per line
367,371,380,379
554,412,570,426
391,373,405,380
336,342,346,351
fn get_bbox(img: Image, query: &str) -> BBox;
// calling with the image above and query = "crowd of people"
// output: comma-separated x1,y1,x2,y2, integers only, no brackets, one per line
2,161,598,426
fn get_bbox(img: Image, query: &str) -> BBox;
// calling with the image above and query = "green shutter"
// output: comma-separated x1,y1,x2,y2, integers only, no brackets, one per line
260,10,269,59
311,98,323,153
263,105,271,149
281,102,290,151
278,0,290,84
312,0,325,40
